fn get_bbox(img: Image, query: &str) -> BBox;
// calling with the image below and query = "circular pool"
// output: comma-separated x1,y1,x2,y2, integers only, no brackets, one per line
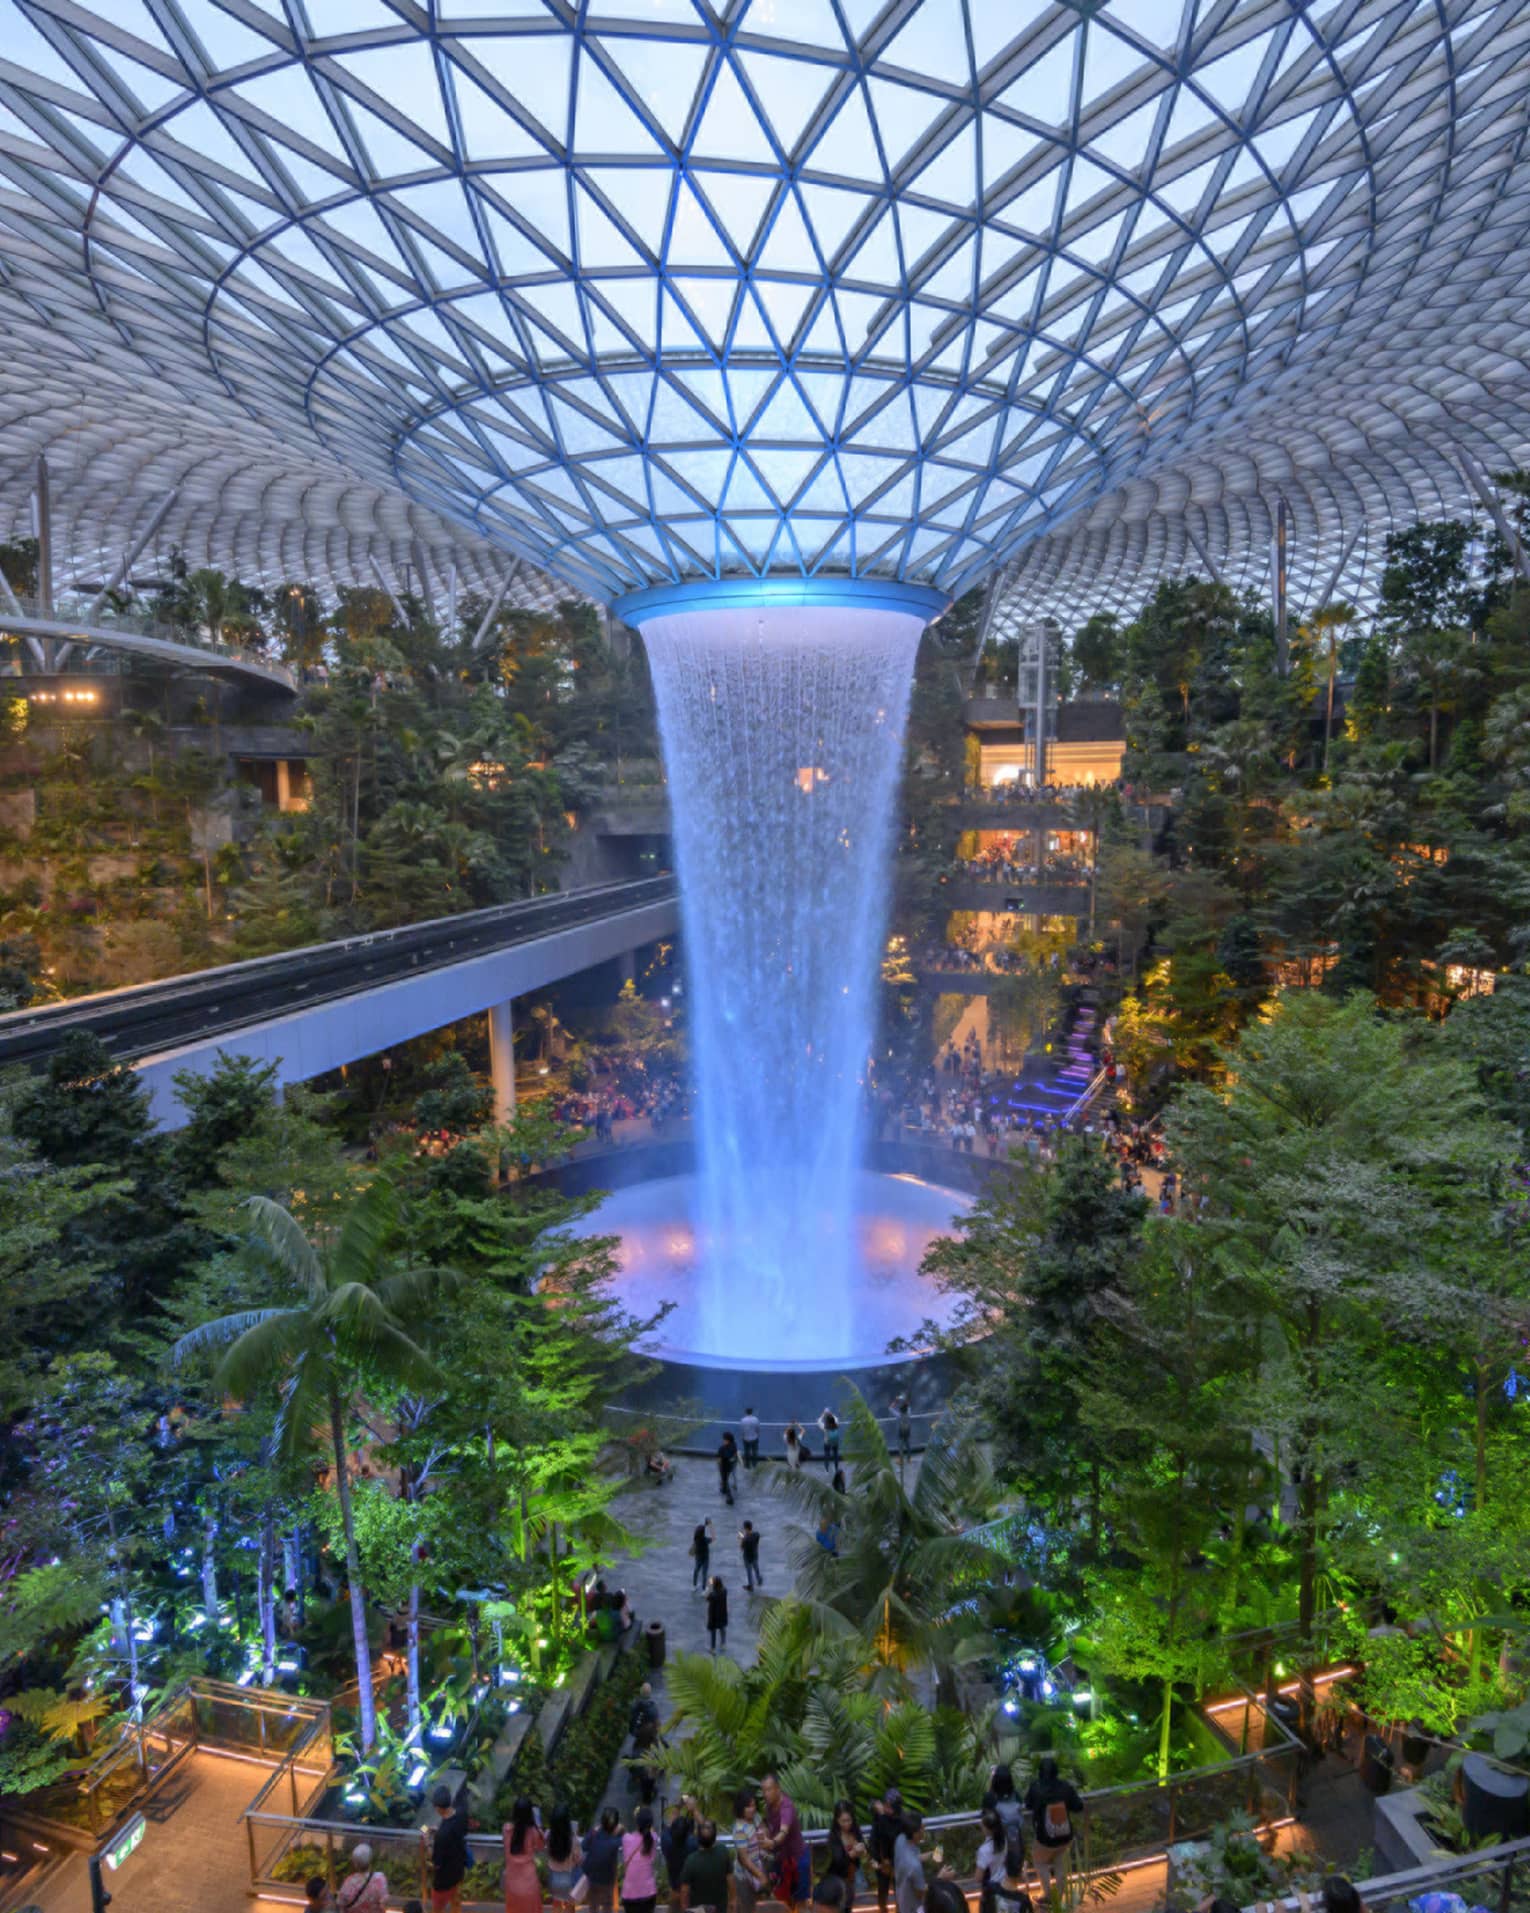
561,1170,971,1371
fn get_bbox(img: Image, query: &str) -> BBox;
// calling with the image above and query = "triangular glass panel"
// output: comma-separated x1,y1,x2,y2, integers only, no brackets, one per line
754,189,816,274
998,165,1060,237
602,274,660,349
755,277,816,345
334,45,451,146
755,447,823,503
799,181,875,261
996,31,1077,125
575,48,664,155
450,74,547,162
692,170,776,259
458,33,573,144
754,378,824,442
866,76,949,170
1193,32,1274,121
1089,95,1162,173
595,35,709,144
730,289,776,351
576,185,645,268
743,0,845,53
348,102,442,179
676,365,729,423
723,461,775,510
672,275,736,349
550,390,626,454
739,50,834,154
878,0,969,89
1153,155,1216,217
972,0,1048,74
805,84,883,185
722,364,777,431
842,206,901,286
660,285,709,352
692,59,776,164
981,112,1047,193
669,177,731,267
1081,19,1146,112
897,200,954,267
493,166,573,256
482,203,556,276
587,165,673,256
909,122,976,209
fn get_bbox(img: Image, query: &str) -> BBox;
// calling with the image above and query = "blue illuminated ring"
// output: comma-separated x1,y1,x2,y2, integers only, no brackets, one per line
613,577,951,626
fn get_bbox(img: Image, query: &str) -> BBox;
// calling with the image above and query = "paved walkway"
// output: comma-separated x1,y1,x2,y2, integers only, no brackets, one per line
14,1750,268,1913
596,1453,849,1817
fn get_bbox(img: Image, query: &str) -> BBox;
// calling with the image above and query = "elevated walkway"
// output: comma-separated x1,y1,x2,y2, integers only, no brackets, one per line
0,877,678,1124
1,601,296,691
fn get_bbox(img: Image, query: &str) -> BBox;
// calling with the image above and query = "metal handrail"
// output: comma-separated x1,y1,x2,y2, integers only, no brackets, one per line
1,591,298,687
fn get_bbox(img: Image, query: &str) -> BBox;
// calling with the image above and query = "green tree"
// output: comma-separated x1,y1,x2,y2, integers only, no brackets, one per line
768,1388,1000,1685
171,1181,446,1751
1169,994,1504,1724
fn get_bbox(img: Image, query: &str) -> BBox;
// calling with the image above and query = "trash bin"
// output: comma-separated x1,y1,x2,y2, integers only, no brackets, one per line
645,1618,666,1669
1360,1733,1394,1795
1461,1753,1530,1840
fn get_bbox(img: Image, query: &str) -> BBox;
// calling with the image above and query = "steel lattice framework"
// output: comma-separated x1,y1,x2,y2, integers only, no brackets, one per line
0,0,1528,620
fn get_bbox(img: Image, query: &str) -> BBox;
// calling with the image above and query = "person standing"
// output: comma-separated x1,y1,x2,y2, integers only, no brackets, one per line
783,1420,804,1470
1024,1758,1084,1904
427,1783,471,1913
502,1798,545,1913
868,1791,901,1913
690,1518,714,1590
337,1848,388,1913
831,1462,847,1496
761,1773,805,1913
740,1407,761,1470
826,1801,866,1904
545,1804,582,1910
705,1574,729,1653
892,1395,913,1464
731,1789,768,1913
582,1809,624,1913
817,1408,841,1470
717,1432,738,1506
678,1821,731,1913
621,1808,659,1913
739,1519,763,1591
892,1812,929,1913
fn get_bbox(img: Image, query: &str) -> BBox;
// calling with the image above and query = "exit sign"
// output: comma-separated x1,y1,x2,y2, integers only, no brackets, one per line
105,1814,146,1871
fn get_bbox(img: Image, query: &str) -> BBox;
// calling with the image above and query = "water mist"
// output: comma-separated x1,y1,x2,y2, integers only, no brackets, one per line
637,601,924,1364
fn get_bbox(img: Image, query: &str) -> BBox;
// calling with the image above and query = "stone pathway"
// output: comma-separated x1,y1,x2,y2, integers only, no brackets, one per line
595,1450,854,1819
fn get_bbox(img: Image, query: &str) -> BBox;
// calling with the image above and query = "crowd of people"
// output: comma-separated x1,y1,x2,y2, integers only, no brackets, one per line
916,944,1034,976
344,1751,1376,1913
960,780,1119,810
948,854,1091,886
553,1076,688,1142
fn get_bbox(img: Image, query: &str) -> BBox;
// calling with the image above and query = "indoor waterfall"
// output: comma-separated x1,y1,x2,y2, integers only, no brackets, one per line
639,602,924,1363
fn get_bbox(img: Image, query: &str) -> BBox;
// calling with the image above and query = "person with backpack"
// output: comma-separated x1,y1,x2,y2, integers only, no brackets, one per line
1024,1758,1085,1903
716,1432,738,1506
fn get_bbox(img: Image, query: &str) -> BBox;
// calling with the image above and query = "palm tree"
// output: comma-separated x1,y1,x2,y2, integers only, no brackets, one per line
770,1388,1002,1688
172,1181,444,1752
1298,601,1356,773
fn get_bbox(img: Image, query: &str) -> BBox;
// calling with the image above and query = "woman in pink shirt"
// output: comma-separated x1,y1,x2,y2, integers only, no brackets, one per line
620,1807,659,1913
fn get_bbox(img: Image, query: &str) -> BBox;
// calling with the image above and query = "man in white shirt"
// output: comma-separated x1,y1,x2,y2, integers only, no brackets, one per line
740,1407,761,1470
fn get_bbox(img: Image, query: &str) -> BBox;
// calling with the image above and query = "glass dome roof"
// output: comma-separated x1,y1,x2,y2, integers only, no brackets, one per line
0,0,1527,610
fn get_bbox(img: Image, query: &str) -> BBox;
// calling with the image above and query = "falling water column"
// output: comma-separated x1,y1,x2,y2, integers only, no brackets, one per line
617,582,945,1366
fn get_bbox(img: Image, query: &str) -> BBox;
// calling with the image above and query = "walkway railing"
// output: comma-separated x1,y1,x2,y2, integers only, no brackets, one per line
0,590,297,688
240,1687,1302,1908
11,1676,328,1842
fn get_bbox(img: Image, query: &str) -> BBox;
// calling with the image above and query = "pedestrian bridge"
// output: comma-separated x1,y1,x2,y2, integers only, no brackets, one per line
2,605,298,691
0,877,678,1125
